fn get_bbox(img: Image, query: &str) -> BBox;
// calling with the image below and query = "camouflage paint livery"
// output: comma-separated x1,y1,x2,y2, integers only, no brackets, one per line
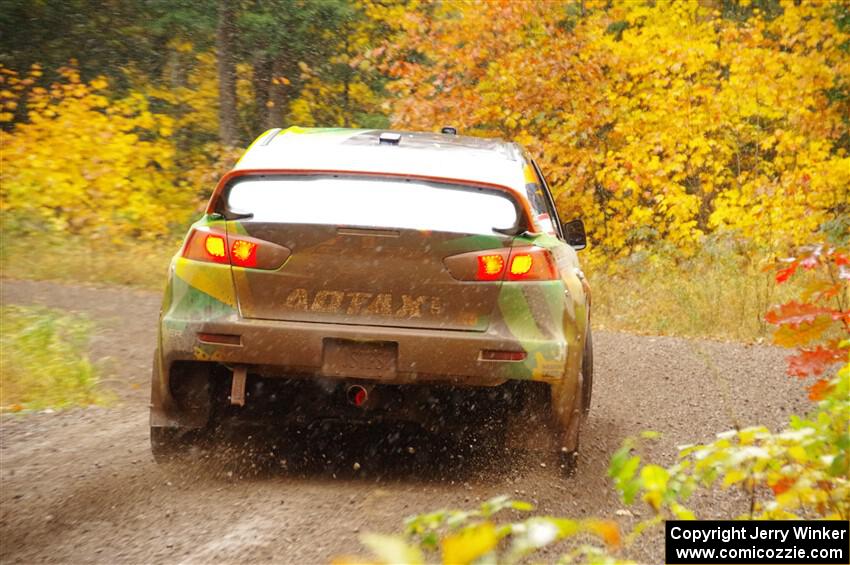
151,128,591,452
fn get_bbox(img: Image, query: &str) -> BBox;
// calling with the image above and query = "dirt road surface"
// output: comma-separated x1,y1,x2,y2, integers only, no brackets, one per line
1,279,808,564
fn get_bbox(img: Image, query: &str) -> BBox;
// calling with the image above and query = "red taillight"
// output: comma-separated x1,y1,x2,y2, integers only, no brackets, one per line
181,228,262,268
445,246,558,281
230,239,258,268
477,254,505,280
182,228,290,269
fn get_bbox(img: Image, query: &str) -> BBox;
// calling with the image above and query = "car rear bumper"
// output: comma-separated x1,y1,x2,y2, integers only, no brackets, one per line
159,315,568,386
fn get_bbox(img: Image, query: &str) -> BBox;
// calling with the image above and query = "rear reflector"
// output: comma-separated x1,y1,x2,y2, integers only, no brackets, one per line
480,349,527,361
198,332,242,346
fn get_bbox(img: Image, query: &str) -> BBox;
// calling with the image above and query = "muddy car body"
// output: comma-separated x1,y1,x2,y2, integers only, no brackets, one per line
150,127,592,470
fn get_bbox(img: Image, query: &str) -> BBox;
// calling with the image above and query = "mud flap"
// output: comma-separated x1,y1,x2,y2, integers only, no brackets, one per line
230,365,247,406
550,371,583,453
504,380,557,452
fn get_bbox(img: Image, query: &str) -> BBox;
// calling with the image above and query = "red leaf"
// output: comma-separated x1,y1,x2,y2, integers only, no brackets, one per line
775,265,797,284
770,477,795,495
807,378,831,401
787,344,847,378
834,253,849,266
765,301,835,327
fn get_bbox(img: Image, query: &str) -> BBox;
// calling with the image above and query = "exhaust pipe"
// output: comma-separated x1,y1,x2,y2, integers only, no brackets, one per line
346,384,371,408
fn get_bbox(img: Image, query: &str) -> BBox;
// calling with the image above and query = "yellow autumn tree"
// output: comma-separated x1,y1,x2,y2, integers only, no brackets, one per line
1,65,195,239
384,0,850,257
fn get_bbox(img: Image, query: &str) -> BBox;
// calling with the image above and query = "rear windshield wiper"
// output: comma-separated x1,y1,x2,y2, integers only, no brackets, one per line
223,208,254,220
493,218,530,236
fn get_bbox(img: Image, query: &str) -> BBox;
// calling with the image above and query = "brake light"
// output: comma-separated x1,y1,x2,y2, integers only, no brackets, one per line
182,229,230,265
477,254,505,280
230,239,258,267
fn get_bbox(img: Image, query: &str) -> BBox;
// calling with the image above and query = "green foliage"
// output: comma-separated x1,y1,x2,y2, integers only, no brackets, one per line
0,0,214,100
346,496,624,565
0,305,107,411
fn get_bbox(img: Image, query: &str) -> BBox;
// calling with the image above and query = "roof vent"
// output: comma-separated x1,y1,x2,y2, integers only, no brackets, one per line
378,132,401,145
441,126,458,135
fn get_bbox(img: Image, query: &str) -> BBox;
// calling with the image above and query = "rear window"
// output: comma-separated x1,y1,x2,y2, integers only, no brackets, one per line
224,176,519,235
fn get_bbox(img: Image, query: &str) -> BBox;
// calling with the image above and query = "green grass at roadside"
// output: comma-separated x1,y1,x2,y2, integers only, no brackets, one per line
0,305,108,411
1,233,179,291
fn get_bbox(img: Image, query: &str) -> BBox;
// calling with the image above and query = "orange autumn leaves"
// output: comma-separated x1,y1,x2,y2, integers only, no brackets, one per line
766,246,849,400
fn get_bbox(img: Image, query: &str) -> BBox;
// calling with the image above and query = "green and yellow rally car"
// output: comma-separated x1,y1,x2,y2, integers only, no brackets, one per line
150,127,592,472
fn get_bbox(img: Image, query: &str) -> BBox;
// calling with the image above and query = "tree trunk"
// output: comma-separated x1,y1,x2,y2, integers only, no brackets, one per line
216,0,238,146
251,57,272,132
342,34,351,127
267,59,287,129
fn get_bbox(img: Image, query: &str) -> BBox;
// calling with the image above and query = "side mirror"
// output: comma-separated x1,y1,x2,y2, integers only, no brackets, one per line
562,219,587,250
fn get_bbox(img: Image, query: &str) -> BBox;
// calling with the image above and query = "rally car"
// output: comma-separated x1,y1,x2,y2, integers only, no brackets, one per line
150,127,592,472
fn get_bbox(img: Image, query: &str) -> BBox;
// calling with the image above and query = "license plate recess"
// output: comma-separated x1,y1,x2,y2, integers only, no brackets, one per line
322,339,398,379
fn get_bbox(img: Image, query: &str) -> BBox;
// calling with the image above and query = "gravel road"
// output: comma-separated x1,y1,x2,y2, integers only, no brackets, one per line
0,279,809,564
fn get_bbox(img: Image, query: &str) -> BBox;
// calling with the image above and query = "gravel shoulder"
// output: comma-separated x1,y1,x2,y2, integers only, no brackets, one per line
0,279,809,564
